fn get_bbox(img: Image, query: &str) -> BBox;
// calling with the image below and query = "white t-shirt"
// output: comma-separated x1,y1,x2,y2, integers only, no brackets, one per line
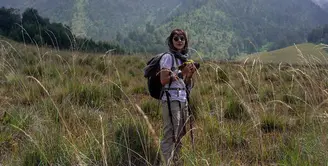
159,53,188,102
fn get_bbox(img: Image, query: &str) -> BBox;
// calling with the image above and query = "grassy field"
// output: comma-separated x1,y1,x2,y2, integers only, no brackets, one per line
238,43,328,64
1,39,328,165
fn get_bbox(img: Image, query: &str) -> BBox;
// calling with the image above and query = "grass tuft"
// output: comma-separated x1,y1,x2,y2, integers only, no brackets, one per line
114,121,160,166
140,99,161,120
224,100,249,121
69,82,109,108
216,68,229,83
23,151,45,166
261,114,284,133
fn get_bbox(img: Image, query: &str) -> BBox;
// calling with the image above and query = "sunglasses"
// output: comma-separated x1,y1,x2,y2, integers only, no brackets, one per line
173,36,185,42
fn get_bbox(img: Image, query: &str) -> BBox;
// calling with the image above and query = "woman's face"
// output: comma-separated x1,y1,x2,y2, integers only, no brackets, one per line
172,34,186,51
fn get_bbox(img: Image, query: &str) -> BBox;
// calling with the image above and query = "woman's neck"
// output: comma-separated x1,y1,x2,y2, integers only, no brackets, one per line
170,49,182,54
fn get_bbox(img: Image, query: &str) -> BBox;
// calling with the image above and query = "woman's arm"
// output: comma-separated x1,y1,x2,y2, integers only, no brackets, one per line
160,69,171,86
159,54,178,86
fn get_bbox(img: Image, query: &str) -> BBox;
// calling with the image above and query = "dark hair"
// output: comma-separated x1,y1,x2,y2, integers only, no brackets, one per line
166,29,189,54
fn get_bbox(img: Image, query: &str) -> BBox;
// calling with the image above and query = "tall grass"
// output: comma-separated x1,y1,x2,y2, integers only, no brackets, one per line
1,39,328,165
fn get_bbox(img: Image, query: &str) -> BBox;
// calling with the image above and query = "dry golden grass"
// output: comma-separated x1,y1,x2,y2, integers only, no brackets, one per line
1,39,328,165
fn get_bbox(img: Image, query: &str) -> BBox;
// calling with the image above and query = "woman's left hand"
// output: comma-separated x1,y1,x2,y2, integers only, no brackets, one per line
183,64,196,78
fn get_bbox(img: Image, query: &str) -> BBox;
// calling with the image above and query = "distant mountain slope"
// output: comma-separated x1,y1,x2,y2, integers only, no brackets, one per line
155,0,328,58
238,43,328,64
1,0,328,58
0,0,192,39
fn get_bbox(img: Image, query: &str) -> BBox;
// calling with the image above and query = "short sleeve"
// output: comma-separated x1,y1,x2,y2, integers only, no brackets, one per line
159,53,173,70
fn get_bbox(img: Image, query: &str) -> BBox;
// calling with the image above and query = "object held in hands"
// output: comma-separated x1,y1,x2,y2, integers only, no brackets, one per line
178,59,200,70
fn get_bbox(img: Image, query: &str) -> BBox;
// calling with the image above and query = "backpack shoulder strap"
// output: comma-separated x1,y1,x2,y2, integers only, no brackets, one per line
171,53,175,70
168,53,176,88
165,52,175,70
160,52,176,73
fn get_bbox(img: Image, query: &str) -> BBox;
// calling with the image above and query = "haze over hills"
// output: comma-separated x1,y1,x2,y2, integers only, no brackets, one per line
312,0,328,9
0,0,191,38
1,0,328,58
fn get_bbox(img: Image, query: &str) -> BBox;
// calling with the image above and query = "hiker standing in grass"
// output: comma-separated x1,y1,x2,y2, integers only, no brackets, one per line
159,29,196,165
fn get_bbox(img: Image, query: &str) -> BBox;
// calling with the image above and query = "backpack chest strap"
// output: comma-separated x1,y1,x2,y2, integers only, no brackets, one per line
163,87,186,97
163,87,186,90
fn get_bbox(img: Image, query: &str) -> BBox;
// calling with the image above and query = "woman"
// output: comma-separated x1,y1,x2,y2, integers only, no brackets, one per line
159,29,196,165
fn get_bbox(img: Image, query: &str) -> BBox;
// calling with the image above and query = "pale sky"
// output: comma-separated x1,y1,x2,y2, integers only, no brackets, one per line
312,0,328,6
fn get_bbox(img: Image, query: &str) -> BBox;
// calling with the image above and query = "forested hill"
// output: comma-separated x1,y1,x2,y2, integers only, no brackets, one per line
156,0,328,58
0,0,201,39
1,0,328,58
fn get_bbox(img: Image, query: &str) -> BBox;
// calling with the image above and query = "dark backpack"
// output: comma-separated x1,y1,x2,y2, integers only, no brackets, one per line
144,52,175,99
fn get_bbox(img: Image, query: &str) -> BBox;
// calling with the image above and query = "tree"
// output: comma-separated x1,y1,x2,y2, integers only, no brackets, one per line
0,7,126,54
307,25,328,44
0,7,20,36
22,8,48,26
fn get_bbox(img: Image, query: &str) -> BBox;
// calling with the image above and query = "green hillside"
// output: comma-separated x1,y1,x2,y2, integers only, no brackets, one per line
1,0,328,58
156,0,328,58
115,0,328,58
157,2,235,58
238,43,328,64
